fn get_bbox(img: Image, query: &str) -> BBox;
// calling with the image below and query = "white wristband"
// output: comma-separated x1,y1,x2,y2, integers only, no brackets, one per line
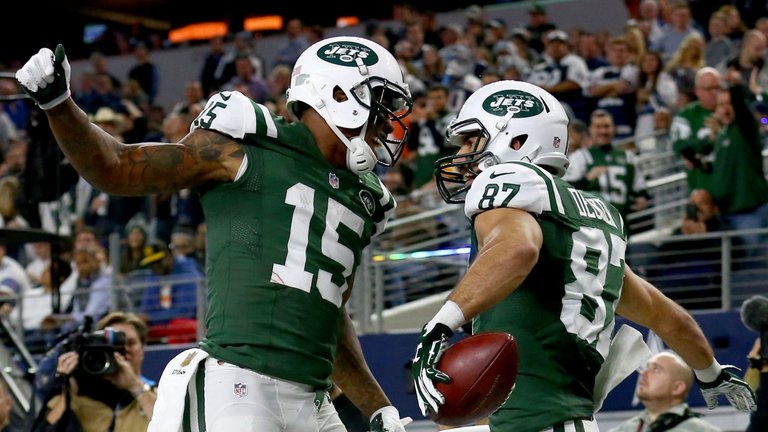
370,405,398,422
426,300,466,332
694,359,723,383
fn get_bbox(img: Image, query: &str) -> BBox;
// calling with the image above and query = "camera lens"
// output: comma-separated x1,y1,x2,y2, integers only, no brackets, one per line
80,349,113,376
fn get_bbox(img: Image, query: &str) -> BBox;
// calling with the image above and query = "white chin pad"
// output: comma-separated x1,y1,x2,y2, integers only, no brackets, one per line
346,137,377,175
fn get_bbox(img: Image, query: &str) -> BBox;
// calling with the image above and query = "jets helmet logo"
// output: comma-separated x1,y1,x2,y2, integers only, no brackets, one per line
317,42,379,67
482,89,544,118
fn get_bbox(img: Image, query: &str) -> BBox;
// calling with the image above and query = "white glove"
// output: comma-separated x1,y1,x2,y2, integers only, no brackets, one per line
697,365,757,412
369,406,412,432
15,44,71,110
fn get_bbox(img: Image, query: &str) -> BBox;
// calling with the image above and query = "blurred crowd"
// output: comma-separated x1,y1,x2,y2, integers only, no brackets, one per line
2,0,768,341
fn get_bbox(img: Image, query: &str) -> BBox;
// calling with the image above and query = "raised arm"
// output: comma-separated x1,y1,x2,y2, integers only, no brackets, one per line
45,99,243,195
16,44,244,196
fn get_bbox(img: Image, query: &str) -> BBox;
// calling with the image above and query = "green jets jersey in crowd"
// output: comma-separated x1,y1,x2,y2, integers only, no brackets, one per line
564,145,646,218
464,161,628,432
191,91,396,389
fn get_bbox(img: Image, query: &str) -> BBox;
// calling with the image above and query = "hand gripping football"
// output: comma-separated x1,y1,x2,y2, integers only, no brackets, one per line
430,332,518,426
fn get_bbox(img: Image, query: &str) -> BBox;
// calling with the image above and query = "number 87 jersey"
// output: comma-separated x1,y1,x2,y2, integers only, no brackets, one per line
464,161,628,432
192,91,396,390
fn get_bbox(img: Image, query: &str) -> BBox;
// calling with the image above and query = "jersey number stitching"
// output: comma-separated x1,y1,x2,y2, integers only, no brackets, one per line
561,227,626,358
478,183,520,210
195,101,227,128
271,183,364,307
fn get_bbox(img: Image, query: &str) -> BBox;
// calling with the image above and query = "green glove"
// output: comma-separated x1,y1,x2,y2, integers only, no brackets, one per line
15,44,71,110
411,322,453,416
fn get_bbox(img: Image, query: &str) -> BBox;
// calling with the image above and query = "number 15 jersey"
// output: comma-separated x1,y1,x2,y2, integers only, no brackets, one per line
191,91,395,390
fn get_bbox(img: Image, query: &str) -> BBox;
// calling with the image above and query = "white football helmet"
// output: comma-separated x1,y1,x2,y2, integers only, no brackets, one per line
286,36,413,175
436,80,570,203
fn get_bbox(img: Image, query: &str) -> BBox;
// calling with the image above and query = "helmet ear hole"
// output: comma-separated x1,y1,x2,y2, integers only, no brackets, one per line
333,86,349,102
510,134,528,151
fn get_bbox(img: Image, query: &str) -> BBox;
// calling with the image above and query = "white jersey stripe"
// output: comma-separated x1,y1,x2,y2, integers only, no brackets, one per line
257,104,279,138
513,162,565,214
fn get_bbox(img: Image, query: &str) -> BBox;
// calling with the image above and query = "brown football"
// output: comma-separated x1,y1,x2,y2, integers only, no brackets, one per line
429,332,518,426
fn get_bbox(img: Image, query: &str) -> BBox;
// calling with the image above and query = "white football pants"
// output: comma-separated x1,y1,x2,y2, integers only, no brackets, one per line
184,357,346,432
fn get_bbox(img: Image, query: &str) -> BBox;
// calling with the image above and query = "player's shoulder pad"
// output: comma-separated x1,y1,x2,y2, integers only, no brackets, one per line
464,162,553,219
190,91,258,139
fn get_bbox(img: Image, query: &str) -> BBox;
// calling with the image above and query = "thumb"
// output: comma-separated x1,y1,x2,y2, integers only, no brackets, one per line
54,44,67,66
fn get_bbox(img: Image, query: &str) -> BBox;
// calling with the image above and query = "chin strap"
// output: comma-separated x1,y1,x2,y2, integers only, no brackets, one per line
309,83,377,175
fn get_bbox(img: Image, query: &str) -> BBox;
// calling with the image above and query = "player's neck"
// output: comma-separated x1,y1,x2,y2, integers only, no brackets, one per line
303,111,348,169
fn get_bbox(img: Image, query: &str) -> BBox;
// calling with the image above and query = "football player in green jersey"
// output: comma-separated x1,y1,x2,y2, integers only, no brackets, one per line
17,36,413,432
411,80,756,432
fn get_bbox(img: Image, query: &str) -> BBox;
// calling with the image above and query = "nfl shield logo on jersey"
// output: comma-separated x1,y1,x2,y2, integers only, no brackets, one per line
234,382,247,397
553,136,561,148
329,173,340,189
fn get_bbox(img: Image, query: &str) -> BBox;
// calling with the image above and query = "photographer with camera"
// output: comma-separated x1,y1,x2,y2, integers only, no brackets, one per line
742,296,768,432
32,312,156,432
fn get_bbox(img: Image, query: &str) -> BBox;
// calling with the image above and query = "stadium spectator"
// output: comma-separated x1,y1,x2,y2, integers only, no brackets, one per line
222,54,270,103
406,84,456,189
272,18,310,70
651,3,702,62
635,51,678,149
89,52,122,90
609,352,721,431
126,42,159,105
702,71,768,255
135,240,201,325
719,29,768,91
638,0,665,47
671,67,721,193
567,118,589,155
199,36,226,97
0,243,33,320
586,36,640,140
527,29,590,122
563,109,648,220
721,4,747,46
525,3,556,54
25,241,51,288
169,80,206,116
577,31,608,71
664,33,706,102
118,215,149,277
34,312,157,432
706,11,736,68
40,246,111,334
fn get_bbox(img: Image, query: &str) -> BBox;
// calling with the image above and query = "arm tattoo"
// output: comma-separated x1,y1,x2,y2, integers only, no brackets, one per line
116,129,244,195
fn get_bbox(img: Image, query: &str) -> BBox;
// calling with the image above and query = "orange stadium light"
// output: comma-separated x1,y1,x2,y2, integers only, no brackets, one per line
244,16,283,32
169,22,228,44
336,16,360,28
